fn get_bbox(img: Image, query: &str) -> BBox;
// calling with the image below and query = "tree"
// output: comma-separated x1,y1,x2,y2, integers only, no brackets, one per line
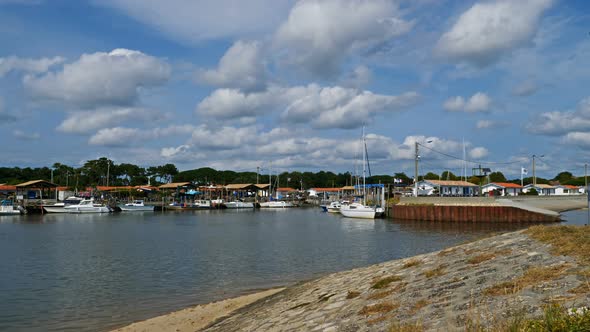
554,171,573,184
488,171,507,183
424,172,439,180
440,171,458,181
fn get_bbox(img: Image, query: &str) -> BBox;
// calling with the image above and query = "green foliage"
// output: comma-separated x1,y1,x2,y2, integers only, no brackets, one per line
424,172,439,180
488,171,507,182
524,188,539,196
440,170,458,181
553,171,574,184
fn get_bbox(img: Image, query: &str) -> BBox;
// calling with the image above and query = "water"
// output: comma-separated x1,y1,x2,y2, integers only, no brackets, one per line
0,208,581,331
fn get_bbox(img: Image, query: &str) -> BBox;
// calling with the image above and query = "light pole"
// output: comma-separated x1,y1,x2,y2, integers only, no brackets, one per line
50,168,54,183
532,154,544,187
414,140,433,197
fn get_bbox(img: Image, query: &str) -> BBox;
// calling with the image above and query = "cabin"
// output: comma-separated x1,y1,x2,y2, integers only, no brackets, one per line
481,182,523,196
554,184,582,196
224,184,258,199
308,187,341,199
416,180,479,197
522,184,556,196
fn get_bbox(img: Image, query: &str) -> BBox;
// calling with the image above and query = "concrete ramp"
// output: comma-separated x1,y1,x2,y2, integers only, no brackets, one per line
496,199,560,217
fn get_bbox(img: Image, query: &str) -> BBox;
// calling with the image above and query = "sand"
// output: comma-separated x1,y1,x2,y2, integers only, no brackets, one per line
111,288,285,332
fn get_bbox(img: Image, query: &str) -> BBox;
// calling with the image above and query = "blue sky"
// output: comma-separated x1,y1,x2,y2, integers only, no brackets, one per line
1,0,590,179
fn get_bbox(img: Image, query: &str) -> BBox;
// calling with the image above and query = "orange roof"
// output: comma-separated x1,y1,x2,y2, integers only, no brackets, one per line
0,185,16,191
492,182,522,189
277,187,297,192
426,180,478,187
563,185,578,189
312,187,342,192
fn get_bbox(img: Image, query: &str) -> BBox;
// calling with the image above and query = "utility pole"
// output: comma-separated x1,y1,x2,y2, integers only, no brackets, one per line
256,166,260,184
532,155,537,187
585,163,587,189
414,141,419,197
106,160,110,187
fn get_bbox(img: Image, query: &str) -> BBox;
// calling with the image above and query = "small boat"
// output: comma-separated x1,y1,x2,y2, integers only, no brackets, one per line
194,200,211,209
260,201,294,208
0,200,22,215
340,202,376,219
64,199,110,214
326,201,342,213
225,201,255,209
43,196,84,213
119,200,154,212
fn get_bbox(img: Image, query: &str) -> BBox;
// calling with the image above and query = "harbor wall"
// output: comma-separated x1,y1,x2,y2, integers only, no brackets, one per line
390,204,560,222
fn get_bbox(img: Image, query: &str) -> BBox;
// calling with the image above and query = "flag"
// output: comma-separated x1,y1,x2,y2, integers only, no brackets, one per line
521,167,528,175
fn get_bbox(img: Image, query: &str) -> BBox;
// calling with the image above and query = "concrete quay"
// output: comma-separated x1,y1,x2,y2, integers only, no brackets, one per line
202,229,589,331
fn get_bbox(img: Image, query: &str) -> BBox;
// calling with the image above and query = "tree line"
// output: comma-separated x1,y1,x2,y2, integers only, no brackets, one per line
0,158,586,189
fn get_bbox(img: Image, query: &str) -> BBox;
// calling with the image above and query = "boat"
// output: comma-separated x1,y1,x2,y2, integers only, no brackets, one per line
119,200,154,212
43,196,84,213
64,199,111,213
194,200,211,209
321,201,342,213
340,127,377,219
225,201,255,209
0,199,22,215
259,200,294,208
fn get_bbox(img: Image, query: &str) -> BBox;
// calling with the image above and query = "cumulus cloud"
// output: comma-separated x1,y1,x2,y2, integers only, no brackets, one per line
476,120,508,129
57,107,168,134
275,0,413,76
0,55,64,77
511,80,538,96
468,147,489,159
196,83,419,129
562,132,590,148
197,40,267,92
527,97,590,135
436,0,553,66
89,124,196,147
97,0,293,43
443,92,492,113
340,65,372,88
24,49,170,109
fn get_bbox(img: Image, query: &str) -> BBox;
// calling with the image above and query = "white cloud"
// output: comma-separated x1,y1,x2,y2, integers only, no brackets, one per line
161,144,192,159
189,125,256,150
443,92,491,113
527,97,590,135
274,0,413,76
24,49,170,109
511,80,538,96
12,129,39,140
89,127,141,146
436,0,553,66
97,0,293,43
196,83,419,129
562,132,590,148
340,65,372,88
476,120,507,129
468,147,489,159
197,40,267,92
0,55,64,77
57,107,168,134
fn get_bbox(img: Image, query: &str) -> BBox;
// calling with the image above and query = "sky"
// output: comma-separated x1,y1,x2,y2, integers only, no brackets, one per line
1,0,590,180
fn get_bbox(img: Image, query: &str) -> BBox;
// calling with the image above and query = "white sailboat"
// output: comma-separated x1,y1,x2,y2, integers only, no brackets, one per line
340,127,377,219
260,164,294,208
64,198,111,213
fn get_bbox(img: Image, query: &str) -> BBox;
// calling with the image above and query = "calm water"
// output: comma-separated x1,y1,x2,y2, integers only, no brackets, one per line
0,208,585,331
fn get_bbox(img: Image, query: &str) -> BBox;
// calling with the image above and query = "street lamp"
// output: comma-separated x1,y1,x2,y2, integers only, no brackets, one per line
414,140,433,197
532,154,544,186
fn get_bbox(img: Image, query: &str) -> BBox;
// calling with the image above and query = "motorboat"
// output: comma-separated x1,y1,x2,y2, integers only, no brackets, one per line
64,199,111,213
0,200,22,215
119,200,154,212
260,201,294,208
43,196,84,213
340,202,376,219
225,201,255,209
326,201,342,213
194,200,211,209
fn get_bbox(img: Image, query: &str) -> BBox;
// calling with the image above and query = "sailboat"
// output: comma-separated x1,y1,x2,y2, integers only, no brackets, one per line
340,127,377,219
259,165,293,208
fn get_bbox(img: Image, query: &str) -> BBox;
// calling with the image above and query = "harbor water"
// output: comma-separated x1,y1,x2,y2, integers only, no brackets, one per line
0,208,585,331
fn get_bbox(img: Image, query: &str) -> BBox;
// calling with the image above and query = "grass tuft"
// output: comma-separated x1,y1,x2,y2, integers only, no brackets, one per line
526,225,590,266
402,259,422,269
371,275,403,289
483,264,569,296
423,265,446,279
346,291,361,299
359,302,398,316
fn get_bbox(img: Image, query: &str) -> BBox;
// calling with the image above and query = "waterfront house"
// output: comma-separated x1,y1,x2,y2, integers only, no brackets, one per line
554,184,582,195
255,184,271,198
522,184,556,196
416,180,479,196
225,184,258,199
276,187,297,199
0,184,16,198
308,187,342,199
481,182,523,196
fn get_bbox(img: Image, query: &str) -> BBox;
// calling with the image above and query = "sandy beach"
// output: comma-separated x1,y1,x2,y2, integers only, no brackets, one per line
111,288,285,332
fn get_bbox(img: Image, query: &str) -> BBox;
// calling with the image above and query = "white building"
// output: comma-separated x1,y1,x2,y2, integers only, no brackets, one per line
522,184,555,196
554,185,582,196
481,182,523,196
416,180,479,196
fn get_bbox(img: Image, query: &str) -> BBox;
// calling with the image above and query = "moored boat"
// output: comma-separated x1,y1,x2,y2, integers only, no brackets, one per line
260,201,294,208
340,202,376,219
225,201,255,209
43,196,84,213
119,200,154,212
64,199,110,214
0,200,23,215
326,201,342,213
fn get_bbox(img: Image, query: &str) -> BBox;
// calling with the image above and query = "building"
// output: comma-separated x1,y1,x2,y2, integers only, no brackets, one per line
522,184,555,196
416,180,479,196
554,184,582,196
481,182,523,196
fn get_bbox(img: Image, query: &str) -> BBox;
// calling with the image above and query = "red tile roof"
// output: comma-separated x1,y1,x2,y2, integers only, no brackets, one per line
492,182,523,188
0,185,16,191
311,187,342,192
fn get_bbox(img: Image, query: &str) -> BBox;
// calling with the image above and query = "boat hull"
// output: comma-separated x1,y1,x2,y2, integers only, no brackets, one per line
225,201,255,209
260,201,294,208
43,206,66,213
340,204,376,219
64,206,110,214
119,206,155,211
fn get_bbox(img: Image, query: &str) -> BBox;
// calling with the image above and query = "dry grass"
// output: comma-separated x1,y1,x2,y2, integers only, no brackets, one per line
388,321,425,332
468,248,512,265
368,289,394,300
423,265,447,279
483,264,569,296
402,259,422,269
409,299,431,315
371,275,403,289
526,225,590,266
346,291,361,299
359,302,399,316
437,247,458,257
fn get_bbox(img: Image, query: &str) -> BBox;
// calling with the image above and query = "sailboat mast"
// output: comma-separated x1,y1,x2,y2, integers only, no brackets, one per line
362,126,366,205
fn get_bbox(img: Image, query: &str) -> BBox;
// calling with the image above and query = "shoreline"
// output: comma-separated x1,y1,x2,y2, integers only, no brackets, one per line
111,288,285,332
